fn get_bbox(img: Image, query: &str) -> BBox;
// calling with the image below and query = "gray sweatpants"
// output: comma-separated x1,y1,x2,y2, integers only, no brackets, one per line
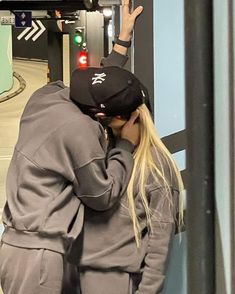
0,242,64,294
79,270,138,294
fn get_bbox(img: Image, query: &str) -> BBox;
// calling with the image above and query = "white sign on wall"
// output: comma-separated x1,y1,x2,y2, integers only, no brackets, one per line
17,20,46,41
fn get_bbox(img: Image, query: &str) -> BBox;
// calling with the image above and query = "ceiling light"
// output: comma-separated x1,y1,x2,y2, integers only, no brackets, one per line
103,8,112,18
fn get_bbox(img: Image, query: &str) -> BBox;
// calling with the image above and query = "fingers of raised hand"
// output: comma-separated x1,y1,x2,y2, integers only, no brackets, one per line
122,0,130,6
131,6,143,19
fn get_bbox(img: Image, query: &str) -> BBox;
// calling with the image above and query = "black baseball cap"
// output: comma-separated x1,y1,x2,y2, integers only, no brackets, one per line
70,66,150,117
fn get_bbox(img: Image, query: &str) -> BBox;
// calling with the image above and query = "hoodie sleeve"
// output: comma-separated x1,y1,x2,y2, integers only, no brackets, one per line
100,50,128,68
136,187,179,294
72,137,134,211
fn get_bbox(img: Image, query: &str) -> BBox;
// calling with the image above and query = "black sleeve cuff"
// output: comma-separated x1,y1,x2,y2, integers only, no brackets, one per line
116,139,135,154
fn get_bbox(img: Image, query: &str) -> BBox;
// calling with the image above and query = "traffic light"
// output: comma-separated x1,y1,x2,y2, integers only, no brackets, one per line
74,29,84,46
77,50,89,68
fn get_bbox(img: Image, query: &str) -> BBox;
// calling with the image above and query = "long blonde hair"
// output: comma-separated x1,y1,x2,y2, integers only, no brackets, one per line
127,104,184,247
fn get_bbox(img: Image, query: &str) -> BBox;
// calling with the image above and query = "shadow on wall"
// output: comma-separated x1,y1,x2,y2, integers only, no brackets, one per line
163,232,187,294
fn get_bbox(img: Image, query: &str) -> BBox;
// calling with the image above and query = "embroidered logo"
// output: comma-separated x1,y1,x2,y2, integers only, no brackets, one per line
92,73,107,85
100,103,106,109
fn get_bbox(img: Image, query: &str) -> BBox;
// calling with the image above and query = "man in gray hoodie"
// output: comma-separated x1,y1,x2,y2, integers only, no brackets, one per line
0,1,144,293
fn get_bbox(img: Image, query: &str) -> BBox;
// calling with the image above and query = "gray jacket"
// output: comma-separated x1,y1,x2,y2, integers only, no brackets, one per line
69,153,179,294
1,51,134,254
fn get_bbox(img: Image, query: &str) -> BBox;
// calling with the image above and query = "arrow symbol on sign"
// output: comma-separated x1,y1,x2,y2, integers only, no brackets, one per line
24,21,38,40
17,26,31,40
65,20,75,24
21,21,26,26
32,20,46,41
21,13,26,19
17,20,46,41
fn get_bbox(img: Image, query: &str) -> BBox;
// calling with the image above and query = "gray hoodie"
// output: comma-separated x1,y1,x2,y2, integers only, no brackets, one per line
1,51,134,254
68,153,179,294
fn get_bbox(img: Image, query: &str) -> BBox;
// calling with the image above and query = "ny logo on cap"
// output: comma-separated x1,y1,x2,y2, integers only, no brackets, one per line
92,73,106,85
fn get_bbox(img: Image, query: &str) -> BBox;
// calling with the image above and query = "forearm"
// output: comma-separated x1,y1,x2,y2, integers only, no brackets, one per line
101,29,131,67
114,1,143,56
113,31,132,56
74,139,134,211
101,0,143,66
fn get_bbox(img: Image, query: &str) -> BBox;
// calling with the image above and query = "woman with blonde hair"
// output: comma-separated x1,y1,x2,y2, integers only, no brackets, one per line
66,64,184,294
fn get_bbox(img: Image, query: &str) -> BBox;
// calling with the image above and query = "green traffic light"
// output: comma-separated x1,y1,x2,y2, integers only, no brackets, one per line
74,34,83,45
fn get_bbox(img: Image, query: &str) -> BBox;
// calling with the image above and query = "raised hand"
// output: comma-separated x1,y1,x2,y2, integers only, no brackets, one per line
119,0,144,41
121,110,140,146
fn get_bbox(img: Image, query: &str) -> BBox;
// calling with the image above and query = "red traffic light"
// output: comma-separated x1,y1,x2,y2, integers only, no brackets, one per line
77,50,89,68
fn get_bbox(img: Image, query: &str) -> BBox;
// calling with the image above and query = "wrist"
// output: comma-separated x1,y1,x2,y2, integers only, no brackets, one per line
116,138,135,153
119,31,132,42
115,37,131,48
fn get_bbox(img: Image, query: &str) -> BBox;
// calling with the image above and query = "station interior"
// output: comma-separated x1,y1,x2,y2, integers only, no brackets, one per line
0,1,234,294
